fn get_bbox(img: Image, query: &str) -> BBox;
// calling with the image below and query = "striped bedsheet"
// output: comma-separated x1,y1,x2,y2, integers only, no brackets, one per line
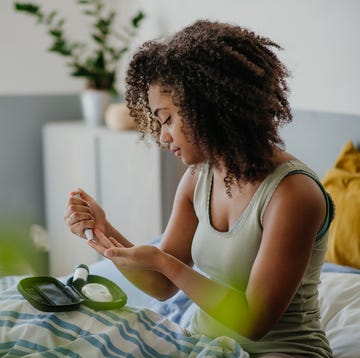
0,276,248,357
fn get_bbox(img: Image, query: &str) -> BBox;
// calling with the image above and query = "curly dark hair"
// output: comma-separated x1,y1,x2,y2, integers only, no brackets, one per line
125,19,292,193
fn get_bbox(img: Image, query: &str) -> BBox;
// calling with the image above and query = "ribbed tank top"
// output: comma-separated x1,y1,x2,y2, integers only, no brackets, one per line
189,160,333,357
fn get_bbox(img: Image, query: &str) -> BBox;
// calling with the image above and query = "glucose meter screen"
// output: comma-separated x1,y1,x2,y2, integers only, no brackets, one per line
37,283,74,305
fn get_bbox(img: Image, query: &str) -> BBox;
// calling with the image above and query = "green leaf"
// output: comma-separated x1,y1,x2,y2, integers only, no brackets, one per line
92,34,104,44
132,10,145,28
83,10,95,16
96,2,104,13
14,3,40,15
94,50,105,69
49,29,62,38
46,10,57,25
108,11,116,24
118,47,129,55
48,40,72,56
96,19,109,35
71,66,92,77
57,19,65,28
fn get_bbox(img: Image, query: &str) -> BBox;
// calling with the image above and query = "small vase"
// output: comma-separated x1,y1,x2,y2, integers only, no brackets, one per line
80,89,113,127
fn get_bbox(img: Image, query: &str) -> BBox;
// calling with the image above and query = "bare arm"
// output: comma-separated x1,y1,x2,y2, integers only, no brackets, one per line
68,170,326,339
87,166,200,300
98,173,326,339
168,173,326,339
244,173,327,338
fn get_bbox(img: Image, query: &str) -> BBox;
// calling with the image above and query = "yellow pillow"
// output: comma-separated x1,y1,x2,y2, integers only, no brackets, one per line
322,141,360,269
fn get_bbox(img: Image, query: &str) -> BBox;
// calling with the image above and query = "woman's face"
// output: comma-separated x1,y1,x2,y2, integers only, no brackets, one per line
148,83,205,166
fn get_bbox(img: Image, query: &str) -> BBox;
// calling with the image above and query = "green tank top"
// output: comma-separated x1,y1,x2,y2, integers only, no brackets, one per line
189,160,333,357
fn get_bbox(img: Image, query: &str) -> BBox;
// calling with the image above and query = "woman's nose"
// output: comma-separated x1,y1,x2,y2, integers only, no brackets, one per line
159,125,172,145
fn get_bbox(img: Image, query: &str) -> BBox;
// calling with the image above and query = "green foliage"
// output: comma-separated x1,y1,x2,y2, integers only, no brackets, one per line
0,223,48,277
14,1,145,95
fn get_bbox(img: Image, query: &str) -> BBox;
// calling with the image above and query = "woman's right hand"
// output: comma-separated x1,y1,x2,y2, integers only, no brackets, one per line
64,188,106,239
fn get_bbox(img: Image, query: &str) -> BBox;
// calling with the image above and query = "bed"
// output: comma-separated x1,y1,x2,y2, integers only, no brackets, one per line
1,109,360,357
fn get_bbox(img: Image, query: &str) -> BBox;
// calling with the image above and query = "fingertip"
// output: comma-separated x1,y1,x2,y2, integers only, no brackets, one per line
70,188,84,197
70,191,80,198
78,188,86,196
104,249,113,258
88,239,97,247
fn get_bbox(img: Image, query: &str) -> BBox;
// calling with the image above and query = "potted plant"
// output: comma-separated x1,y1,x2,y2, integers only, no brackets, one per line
14,0,145,126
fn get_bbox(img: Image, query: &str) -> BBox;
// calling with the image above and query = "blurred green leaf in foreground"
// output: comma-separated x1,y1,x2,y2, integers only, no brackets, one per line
0,222,48,277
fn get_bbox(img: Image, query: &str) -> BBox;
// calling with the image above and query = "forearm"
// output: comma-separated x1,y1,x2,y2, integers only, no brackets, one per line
97,228,179,299
104,221,133,248
118,266,179,300
99,229,257,337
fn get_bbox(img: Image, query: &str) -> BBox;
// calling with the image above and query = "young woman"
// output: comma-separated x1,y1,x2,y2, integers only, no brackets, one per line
65,20,333,357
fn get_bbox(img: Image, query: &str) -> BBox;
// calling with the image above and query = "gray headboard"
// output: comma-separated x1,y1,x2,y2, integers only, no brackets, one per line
280,110,360,178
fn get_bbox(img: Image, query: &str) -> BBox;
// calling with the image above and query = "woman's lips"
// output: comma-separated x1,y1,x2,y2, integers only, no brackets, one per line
171,147,181,157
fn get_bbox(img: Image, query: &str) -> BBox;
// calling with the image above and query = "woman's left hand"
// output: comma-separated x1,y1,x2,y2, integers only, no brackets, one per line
89,229,162,272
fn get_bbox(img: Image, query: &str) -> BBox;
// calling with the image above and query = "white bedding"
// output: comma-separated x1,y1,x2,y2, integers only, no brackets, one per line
318,272,360,358
0,276,248,357
1,270,359,357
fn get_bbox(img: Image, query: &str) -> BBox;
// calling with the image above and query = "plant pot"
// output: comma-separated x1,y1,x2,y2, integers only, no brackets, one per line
80,89,113,127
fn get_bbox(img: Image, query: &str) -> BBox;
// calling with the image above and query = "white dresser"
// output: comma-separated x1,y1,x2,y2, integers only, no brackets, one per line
43,122,185,276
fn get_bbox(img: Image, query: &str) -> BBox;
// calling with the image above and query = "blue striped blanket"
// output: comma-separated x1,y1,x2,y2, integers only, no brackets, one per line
0,276,248,357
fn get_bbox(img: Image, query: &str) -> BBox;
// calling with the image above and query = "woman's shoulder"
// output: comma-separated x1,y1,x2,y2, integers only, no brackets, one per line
264,160,326,226
176,165,203,203
258,156,326,223
266,158,323,202
267,148,320,183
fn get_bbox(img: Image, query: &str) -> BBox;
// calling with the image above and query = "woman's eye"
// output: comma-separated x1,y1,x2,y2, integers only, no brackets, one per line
163,116,171,125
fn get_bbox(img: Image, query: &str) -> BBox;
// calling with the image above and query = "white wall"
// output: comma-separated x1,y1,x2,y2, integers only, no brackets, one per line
0,0,148,95
1,0,359,115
